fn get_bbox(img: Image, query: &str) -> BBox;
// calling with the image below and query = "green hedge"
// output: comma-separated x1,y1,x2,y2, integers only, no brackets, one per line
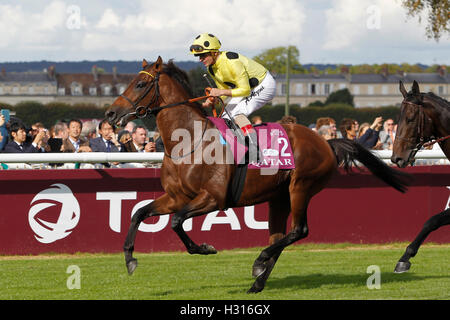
0,101,105,128
0,100,159,130
1,100,400,131
251,104,401,127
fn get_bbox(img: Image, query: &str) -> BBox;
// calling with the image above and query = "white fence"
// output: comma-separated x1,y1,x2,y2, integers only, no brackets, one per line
0,150,448,169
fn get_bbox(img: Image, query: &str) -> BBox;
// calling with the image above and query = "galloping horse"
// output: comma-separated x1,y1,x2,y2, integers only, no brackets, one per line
392,80,450,273
106,57,410,293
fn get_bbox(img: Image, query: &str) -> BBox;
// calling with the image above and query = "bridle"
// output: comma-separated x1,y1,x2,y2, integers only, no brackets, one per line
117,68,214,159
395,100,435,163
119,70,161,119
119,69,216,119
395,100,432,142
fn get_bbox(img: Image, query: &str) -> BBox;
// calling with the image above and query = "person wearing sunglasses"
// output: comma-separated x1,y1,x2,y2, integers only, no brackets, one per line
189,33,276,162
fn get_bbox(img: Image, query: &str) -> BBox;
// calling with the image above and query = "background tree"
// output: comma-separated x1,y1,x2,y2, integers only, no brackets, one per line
307,100,325,107
401,0,449,41
325,88,354,107
187,66,214,97
253,46,305,74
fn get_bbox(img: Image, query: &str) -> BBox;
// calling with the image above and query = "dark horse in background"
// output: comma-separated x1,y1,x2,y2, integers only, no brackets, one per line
106,57,410,293
392,80,450,273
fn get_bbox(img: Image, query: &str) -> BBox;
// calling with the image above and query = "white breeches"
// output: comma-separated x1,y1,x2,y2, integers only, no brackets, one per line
222,72,276,120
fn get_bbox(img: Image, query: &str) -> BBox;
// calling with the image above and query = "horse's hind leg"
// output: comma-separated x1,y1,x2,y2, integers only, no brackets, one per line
249,184,311,293
395,208,450,273
124,193,172,275
171,191,219,255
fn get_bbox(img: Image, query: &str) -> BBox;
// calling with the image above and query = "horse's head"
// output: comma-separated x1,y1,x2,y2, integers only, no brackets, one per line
391,80,434,168
105,56,164,127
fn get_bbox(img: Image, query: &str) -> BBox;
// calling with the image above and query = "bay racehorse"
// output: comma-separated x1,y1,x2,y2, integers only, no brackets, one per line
106,57,411,293
392,80,450,273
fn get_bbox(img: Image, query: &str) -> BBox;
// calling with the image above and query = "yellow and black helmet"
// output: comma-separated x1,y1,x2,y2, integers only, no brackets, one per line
189,33,221,55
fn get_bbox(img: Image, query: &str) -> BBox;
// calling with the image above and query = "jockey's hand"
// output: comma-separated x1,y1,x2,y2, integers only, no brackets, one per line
202,98,215,108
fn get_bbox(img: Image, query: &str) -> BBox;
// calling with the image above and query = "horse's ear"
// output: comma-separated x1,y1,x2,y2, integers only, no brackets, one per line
142,59,149,69
399,80,407,98
411,80,420,96
154,56,163,72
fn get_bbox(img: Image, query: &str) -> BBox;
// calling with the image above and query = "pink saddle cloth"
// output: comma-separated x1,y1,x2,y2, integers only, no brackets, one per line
207,117,295,170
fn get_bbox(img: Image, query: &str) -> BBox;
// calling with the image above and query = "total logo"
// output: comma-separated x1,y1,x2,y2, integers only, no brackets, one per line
28,184,268,244
28,184,80,244
96,192,268,233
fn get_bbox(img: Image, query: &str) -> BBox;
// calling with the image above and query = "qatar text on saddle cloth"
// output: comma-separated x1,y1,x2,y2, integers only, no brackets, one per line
208,117,295,169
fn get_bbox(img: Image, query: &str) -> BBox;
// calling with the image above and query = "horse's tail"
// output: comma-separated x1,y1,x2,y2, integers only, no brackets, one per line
327,138,412,193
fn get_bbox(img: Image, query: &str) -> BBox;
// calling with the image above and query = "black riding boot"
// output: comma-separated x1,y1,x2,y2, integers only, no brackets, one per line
246,131,261,164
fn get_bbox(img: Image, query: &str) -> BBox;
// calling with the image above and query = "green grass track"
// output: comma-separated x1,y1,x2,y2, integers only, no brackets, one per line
0,243,449,300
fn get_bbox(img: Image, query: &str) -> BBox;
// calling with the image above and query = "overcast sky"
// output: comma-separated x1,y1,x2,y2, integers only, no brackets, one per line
0,0,448,65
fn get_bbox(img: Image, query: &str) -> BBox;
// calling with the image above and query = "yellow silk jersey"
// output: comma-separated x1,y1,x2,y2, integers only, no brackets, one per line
207,51,267,98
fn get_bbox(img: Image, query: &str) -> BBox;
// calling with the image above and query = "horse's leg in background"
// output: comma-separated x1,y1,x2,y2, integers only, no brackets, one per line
171,190,219,255
124,193,173,275
395,208,450,273
248,182,311,293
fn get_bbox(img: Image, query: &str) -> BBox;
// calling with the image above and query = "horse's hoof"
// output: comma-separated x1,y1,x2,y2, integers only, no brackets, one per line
247,283,264,294
126,258,138,275
200,243,217,255
394,261,411,273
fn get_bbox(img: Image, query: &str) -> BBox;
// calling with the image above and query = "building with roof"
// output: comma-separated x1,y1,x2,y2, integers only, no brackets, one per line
273,66,449,108
0,65,134,107
0,67,57,104
55,66,134,106
1,63,448,109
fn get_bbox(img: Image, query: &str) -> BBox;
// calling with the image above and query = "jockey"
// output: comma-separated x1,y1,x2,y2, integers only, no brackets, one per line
189,33,276,162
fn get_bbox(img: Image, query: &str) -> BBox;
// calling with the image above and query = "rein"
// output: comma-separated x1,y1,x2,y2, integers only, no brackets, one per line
119,70,214,119
422,135,450,148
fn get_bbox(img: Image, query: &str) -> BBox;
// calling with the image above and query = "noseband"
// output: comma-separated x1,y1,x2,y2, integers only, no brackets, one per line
119,70,161,119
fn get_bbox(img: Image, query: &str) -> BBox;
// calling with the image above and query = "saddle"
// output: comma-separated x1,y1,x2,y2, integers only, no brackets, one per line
207,117,295,207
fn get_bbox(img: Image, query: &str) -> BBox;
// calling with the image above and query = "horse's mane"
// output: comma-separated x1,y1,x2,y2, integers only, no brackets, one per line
163,60,194,97
162,60,208,116
424,91,449,109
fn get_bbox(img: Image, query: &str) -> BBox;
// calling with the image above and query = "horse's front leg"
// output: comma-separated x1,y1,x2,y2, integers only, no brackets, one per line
395,208,450,273
124,193,173,275
171,191,219,255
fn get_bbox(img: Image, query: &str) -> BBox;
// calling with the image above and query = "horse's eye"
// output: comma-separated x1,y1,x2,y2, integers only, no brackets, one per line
136,81,147,89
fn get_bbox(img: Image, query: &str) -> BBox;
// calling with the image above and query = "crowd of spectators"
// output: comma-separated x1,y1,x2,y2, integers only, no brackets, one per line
0,112,446,169
252,114,445,165
0,115,165,169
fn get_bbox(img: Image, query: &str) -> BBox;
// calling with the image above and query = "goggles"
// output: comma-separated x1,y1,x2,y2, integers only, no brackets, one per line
190,44,205,53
